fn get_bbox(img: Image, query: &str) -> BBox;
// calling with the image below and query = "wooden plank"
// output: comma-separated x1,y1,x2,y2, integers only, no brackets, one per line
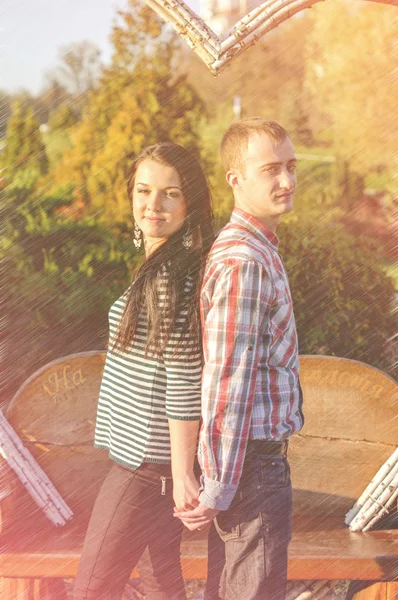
38,578,68,600
0,553,137,580
287,527,398,580
1,527,397,580
0,577,68,600
0,553,394,582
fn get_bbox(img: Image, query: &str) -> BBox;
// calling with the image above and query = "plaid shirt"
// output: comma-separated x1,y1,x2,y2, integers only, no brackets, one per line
198,208,304,510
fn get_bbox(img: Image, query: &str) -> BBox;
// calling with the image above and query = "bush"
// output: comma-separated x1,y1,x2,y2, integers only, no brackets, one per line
279,220,396,377
2,202,138,405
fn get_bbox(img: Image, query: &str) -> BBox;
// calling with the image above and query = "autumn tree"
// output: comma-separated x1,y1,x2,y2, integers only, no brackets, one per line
49,103,79,131
304,0,397,173
52,0,205,224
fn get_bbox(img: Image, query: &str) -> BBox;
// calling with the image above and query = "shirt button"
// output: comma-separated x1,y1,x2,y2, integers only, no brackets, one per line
248,345,253,351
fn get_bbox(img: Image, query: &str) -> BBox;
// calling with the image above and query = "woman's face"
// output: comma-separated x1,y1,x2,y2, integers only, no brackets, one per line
132,159,187,253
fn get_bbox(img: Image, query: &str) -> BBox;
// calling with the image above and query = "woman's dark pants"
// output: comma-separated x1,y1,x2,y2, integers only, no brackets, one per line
73,461,186,600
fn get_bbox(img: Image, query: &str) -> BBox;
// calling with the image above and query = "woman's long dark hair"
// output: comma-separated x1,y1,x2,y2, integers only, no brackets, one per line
114,142,214,355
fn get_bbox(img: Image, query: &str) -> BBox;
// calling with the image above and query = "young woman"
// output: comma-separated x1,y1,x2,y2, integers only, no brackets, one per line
73,142,213,600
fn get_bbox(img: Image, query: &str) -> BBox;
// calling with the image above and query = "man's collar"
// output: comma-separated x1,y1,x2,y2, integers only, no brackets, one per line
231,208,279,250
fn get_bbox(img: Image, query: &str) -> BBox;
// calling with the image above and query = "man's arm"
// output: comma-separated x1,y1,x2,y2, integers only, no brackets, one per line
175,260,272,528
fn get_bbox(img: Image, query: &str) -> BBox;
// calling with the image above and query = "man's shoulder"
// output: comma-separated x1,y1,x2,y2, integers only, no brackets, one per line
208,222,273,267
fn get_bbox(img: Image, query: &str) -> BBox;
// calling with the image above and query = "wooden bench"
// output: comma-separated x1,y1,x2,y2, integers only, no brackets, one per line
1,352,397,599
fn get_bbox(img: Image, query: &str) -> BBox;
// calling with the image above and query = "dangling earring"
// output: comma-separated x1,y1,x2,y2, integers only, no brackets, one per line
182,220,193,249
133,221,143,250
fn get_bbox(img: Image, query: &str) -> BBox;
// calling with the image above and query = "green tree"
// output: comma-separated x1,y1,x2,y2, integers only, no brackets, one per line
2,100,48,177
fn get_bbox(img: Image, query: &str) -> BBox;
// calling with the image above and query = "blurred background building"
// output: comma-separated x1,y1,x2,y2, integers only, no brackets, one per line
200,0,260,34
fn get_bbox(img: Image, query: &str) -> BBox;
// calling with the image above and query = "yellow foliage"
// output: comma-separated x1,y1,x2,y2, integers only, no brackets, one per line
304,0,398,170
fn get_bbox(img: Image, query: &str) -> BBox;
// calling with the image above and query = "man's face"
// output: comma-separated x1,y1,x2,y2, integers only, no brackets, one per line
232,133,297,221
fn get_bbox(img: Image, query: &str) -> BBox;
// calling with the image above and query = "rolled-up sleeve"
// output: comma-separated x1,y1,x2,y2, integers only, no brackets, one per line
198,260,273,510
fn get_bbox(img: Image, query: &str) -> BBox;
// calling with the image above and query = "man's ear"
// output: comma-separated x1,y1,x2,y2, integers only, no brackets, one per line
226,170,240,190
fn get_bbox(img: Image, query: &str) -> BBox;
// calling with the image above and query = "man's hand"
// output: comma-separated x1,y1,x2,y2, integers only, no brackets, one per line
173,504,220,531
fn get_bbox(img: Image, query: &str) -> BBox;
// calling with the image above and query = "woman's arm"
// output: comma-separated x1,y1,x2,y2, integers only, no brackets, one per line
168,418,201,511
163,273,204,510
164,306,203,510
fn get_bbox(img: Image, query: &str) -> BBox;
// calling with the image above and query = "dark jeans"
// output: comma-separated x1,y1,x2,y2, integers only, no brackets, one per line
73,460,186,600
205,448,292,600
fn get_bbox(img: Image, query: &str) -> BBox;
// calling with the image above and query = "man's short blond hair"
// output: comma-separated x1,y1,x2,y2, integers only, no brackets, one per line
221,118,288,173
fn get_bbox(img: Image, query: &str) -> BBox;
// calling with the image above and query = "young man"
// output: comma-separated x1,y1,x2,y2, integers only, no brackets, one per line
175,118,305,599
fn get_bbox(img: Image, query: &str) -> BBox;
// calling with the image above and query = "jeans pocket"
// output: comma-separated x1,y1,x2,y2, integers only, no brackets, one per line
259,456,290,489
214,512,241,541
259,481,293,544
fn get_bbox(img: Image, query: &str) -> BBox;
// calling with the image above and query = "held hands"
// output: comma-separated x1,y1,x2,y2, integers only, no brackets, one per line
172,473,219,531
174,504,220,531
172,472,201,512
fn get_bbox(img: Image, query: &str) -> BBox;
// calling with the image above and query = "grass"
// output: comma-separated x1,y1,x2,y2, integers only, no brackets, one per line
295,145,395,193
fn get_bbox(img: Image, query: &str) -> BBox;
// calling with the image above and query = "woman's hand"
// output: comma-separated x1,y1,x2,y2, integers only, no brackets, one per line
173,472,200,512
174,504,220,531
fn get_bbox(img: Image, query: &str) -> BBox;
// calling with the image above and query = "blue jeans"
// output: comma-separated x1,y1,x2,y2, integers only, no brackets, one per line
206,448,292,600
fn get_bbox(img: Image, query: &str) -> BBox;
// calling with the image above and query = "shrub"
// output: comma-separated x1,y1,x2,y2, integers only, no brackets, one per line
2,202,138,404
279,220,396,377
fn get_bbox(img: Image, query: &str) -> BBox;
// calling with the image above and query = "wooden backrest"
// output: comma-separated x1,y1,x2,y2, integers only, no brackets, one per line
4,352,398,538
4,352,109,542
290,356,398,518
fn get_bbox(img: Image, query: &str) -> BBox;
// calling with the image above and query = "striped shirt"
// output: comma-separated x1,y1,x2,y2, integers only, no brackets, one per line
94,271,202,470
198,208,304,510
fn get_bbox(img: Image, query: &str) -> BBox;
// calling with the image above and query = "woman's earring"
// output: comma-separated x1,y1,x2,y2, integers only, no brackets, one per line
182,221,193,249
133,222,143,250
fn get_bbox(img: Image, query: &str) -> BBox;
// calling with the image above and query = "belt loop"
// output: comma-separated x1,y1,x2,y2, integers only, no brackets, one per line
283,440,289,458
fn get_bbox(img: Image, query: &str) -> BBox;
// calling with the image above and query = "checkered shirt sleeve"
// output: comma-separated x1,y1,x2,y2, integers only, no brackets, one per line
198,259,273,510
